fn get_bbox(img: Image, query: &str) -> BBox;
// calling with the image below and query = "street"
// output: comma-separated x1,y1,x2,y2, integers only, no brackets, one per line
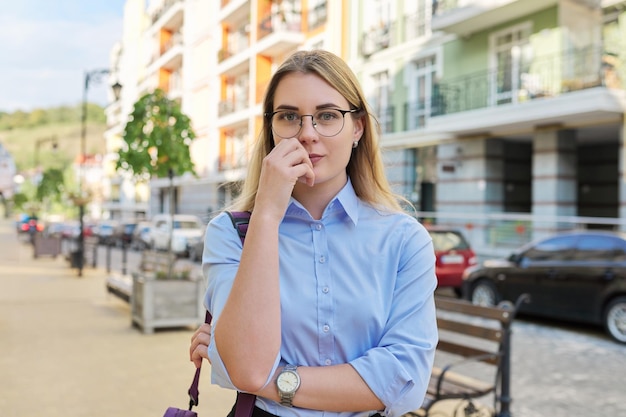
2,220,625,417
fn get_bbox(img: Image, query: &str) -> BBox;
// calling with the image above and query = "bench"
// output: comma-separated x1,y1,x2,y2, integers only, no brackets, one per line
408,294,529,417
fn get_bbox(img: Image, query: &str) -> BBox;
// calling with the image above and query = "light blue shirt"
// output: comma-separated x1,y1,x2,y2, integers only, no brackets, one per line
203,180,438,417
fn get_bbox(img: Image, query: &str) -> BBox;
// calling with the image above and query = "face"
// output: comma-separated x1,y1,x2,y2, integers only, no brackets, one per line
271,72,363,193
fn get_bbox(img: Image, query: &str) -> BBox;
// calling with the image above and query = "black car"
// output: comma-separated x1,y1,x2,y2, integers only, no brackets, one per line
462,230,626,343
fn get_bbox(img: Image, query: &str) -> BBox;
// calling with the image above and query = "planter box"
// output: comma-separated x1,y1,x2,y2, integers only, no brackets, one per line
131,274,205,334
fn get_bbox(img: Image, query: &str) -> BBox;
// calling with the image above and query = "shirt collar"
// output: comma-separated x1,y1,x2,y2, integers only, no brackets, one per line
286,179,360,226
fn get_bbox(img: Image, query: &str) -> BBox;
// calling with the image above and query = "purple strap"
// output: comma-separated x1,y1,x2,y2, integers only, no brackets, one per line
187,211,255,417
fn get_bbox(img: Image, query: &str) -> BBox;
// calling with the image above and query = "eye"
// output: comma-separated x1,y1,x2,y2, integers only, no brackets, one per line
278,111,300,122
316,110,340,122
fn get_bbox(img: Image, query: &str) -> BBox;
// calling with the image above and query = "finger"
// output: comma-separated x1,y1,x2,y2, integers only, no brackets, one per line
191,344,208,368
297,165,315,187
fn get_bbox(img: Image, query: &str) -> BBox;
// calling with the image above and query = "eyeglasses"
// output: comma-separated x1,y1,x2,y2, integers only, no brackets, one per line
265,108,359,138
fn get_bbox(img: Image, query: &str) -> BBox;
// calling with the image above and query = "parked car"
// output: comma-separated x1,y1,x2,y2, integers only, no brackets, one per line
112,221,138,247
16,214,43,235
149,214,204,256
94,220,119,245
187,230,205,263
462,230,626,343
130,221,152,251
426,226,477,296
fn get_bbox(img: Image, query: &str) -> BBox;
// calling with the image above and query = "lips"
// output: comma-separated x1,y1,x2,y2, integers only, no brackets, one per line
309,154,323,164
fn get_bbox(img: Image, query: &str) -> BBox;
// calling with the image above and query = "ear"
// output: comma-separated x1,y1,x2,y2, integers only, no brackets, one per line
352,116,364,141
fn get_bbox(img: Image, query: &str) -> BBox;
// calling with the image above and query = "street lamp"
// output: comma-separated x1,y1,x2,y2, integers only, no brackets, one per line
76,69,122,277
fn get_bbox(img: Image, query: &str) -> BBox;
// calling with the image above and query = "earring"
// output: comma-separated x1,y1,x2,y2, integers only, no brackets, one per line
352,141,359,148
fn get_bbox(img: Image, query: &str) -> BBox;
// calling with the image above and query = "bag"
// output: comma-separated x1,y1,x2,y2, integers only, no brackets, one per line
164,212,253,417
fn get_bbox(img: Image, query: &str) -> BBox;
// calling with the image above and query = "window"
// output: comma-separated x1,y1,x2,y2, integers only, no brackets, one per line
369,71,392,133
405,0,431,40
408,56,437,130
490,24,532,105
523,235,576,262
574,235,626,262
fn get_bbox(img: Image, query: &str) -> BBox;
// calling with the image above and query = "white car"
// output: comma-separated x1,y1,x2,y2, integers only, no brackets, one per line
149,214,205,256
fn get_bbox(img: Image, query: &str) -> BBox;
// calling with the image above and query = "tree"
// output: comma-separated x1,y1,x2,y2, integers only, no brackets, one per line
116,89,196,180
36,168,65,203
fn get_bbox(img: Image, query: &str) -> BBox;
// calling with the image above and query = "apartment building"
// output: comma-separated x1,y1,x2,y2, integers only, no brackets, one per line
104,0,349,222
104,0,626,255
422,0,626,250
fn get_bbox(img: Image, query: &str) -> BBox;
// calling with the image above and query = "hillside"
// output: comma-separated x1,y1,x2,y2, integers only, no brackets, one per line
0,105,109,173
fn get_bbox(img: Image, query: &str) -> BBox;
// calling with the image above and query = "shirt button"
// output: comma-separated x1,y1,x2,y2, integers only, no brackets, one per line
315,224,322,230
325,359,332,365
322,286,329,293
319,256,326,263
323,325,330,332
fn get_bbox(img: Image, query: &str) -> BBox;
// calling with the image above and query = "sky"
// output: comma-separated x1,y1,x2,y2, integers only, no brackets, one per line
0,0,127,113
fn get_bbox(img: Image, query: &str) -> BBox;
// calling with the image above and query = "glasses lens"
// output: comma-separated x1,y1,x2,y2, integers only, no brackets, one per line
313,109,345,137
271,110,347,138
271,111,301,138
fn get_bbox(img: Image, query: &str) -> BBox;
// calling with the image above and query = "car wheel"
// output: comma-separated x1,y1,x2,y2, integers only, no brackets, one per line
603,296,626,344
470,280,499,307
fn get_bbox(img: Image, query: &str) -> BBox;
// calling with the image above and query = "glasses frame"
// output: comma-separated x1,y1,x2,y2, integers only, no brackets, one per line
265,108,360,138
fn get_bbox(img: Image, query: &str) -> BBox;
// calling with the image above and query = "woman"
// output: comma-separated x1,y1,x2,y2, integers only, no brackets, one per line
190,50,438,417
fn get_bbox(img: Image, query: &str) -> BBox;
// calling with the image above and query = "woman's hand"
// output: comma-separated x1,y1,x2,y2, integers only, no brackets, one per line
255,137,315,218
189,323,212,368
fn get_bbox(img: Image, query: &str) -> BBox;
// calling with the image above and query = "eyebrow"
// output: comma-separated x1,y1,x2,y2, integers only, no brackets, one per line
274,103,344,111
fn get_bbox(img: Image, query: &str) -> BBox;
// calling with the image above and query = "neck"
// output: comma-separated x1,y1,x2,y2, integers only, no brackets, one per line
292,178,347,220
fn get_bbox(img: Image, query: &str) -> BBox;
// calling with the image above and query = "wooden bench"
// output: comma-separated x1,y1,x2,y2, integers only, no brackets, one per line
408,294,529,417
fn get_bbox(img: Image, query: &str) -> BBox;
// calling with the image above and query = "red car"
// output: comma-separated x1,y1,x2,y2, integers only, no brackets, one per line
427,227,477,296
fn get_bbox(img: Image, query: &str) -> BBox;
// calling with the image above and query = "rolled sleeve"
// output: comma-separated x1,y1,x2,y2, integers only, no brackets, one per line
350,227,438,417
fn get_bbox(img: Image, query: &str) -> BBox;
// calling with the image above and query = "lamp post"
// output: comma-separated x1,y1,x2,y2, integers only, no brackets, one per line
76,69,122,277
34,136,58,170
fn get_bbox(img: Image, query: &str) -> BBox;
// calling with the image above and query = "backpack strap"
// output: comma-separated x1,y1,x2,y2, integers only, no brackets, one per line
227,211,251,243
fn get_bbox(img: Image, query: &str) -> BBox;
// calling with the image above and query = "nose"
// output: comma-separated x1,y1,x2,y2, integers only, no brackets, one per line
298,114,318,142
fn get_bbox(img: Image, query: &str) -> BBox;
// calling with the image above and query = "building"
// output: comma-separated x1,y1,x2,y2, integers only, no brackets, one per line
105,0,626,256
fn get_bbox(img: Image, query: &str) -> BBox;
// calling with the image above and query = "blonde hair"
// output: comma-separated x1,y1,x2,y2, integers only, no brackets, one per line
232,49,406,213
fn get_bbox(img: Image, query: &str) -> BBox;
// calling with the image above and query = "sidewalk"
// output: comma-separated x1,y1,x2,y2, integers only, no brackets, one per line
0,218,235,417
0,217,486,417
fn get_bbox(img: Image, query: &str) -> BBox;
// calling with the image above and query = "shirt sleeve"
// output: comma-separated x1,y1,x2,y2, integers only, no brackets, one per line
202,213,281,390
349,220,438,417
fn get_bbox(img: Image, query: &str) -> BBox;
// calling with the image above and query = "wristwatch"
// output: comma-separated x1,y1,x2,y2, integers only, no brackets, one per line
276,364,300,407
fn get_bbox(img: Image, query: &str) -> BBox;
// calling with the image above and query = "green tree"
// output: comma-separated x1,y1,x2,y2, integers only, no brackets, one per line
116,89,196,179
36,168,65,202
11,192,29,212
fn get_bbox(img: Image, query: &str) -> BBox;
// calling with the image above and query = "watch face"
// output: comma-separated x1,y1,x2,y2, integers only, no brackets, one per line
277,370,299,393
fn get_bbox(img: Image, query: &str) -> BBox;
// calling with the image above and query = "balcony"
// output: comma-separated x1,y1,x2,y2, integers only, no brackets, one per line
431,0,558,37
307,0,328,30
218,97,249,117
219,26,249,63
361,23,391,57
257,9,304,57
150,0,184,30
377,106,395,134
426,47,626,136
219,0,248,26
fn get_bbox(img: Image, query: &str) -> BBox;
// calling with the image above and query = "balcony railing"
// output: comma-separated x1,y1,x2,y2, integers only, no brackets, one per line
432,0,459,17
151,0,183,24
376,106,395,134
258,9,302,39
434,46,617,116
308,0,328,30
218,98,249,117
361,23,391,57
